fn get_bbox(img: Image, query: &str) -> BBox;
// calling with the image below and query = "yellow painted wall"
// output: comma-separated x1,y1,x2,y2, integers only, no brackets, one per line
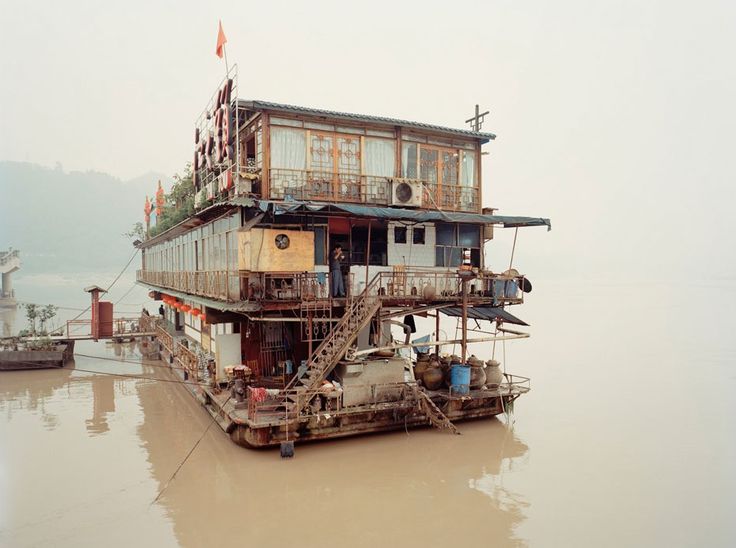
238,228,315,272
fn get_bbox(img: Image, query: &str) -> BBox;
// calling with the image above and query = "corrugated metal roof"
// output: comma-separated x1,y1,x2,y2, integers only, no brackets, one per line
237,100,496,142
440,306,529,326
259,200,551,230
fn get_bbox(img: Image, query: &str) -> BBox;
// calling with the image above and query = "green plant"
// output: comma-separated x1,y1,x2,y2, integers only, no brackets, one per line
24,304,39,335
124,222,146,241
149,164,196,238
38,305,57,335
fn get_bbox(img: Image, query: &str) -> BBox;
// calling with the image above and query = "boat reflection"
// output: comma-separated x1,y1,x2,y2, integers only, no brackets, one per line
134,360,531,548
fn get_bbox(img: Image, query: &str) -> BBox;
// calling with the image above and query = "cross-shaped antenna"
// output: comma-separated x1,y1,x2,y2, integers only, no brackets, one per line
465,104,490,132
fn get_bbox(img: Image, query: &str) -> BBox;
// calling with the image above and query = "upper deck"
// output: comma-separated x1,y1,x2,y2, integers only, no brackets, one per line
193,69,495,215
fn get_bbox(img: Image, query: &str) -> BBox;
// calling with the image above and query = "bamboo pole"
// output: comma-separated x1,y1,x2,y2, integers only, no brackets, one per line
352,332,529,358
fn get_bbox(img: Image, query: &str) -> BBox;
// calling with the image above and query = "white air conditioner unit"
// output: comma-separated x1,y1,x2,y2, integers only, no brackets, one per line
390,179,423,207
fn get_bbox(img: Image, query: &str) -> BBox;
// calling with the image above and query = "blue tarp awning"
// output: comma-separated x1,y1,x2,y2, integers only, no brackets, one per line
440,306,529,326
256,200,551,230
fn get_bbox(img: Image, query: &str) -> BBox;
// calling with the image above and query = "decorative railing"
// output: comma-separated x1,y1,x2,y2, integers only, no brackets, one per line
137,269,239,301
364,269,526,305
268,168,480,213
175,341,200,382
156,325,174,355
257,272,353,302
138,267,525,305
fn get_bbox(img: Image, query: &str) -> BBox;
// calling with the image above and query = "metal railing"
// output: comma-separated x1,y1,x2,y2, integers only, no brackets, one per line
175,341,200,382
268,169,480,212
137,269,239,301
247,380,419,425
138,267,525,306
65,317,147,338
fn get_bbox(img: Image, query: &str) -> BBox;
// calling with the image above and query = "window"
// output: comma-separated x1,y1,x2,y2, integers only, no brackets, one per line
413,227,425,244
435,223,481,267
314,227,327,265
270,127,307,170
394,226,407,244
364,138,395,177
401,143,418,178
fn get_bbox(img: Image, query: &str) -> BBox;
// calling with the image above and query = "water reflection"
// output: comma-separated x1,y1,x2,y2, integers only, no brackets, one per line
0,337,532,547
133,362,532,548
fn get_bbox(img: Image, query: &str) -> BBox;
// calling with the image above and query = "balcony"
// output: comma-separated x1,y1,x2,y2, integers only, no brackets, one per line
137,267,526,307
268,169,480,213
137,269,240,302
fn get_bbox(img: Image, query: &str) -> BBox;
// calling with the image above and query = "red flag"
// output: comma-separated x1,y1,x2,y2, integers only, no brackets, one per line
216,21,227,58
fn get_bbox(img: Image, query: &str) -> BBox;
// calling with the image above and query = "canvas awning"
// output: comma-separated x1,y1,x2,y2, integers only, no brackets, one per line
440,306,529,326
256,200,551,230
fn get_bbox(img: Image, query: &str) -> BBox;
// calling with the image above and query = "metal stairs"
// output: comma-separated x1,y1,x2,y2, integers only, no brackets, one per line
284,274,383,415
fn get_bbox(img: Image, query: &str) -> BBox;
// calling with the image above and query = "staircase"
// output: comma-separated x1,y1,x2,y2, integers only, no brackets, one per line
417,390,460,435
284,274,383,416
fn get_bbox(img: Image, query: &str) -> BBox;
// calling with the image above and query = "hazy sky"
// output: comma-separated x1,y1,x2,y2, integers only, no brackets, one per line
1,0,735,279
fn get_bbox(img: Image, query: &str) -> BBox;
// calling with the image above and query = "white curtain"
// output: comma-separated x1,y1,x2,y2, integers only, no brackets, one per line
461,151,476,187
270,127,307,170
364,138,395,176
401,142,418,178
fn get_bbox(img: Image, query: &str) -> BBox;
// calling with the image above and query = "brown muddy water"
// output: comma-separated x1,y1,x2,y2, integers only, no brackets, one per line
1,280,735,547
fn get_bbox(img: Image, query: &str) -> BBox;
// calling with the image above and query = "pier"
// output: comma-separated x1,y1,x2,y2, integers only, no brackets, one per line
0,249,20,308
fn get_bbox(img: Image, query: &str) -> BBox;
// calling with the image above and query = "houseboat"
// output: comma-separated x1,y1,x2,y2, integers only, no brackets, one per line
136,68,550,451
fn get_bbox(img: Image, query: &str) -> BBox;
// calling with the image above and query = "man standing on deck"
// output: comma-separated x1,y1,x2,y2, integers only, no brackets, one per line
331,244,346,298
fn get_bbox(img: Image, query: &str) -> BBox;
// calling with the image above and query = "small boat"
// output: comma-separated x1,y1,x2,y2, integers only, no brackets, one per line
0,341,74,371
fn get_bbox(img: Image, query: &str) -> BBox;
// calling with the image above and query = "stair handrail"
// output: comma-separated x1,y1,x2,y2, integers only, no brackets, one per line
282,271,384,393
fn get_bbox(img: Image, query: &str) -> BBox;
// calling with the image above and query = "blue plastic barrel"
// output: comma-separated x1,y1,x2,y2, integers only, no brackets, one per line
450,365,471,395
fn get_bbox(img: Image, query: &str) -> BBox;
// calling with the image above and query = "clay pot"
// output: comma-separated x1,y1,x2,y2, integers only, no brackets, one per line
422,284,436,300
423,366,444,390
485,360,504,388
414,360,430,383
469,366,486,389
467,354,483,367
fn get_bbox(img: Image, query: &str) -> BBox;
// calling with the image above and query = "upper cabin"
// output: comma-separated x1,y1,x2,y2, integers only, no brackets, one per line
193,85,494,215
138,75,549,308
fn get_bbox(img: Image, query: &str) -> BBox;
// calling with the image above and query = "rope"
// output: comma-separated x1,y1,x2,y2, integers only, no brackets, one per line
151,394,233,505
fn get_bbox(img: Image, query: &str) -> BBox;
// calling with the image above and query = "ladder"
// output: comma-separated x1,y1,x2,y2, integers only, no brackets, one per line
285,273,383,415
417,390,460,435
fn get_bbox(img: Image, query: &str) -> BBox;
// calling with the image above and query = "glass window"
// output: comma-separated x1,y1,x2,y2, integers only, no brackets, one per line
420,148,439,184
336,126,364,135
270,127,307,170
436,223,455,245
270,117,303,127
401,143,417,178
364,138,395,177
413,227,425,245
305,121,334,131
459,224,480,247
402,134,427,143
394,226,407,243
461,151,477,187
314,227,327,265
366,129,395,138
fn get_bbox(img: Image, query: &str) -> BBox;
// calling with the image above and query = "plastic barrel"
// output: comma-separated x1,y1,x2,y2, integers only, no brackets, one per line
450,365,471,395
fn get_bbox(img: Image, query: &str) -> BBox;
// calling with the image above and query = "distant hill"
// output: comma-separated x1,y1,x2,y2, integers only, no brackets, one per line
0,162,170,275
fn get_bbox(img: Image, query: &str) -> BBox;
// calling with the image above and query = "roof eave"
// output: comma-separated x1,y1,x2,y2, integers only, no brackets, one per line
236,99,496,143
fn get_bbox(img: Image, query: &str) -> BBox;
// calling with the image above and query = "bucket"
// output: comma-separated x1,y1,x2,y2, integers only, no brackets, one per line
450,364,471,395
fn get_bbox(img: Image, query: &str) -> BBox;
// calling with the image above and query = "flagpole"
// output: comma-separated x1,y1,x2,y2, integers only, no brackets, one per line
223,44,229,77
